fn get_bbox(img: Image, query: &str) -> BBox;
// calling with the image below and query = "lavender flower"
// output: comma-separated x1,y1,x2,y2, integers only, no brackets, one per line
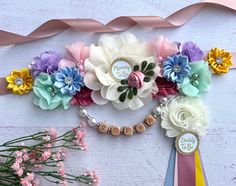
179,41,203,62
29,51,63,77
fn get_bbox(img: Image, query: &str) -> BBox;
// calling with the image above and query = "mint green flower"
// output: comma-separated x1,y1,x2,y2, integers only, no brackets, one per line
178,61,212,97
33,73,72,110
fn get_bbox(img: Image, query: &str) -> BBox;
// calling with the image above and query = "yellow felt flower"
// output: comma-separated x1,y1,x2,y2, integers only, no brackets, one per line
6,68,33,95
207,48,233,74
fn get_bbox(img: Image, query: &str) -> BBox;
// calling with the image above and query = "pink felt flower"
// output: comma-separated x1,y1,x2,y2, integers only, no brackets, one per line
70,87,94,106
151,36,178,62
128,71,145,88
58,43,89,75
153,77,178,98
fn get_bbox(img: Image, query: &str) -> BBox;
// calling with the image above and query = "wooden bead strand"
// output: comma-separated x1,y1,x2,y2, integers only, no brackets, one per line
78,97,168,137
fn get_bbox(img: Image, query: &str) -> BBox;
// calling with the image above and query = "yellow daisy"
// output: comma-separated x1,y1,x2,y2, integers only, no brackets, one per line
6,68,33,95
207,48,233,75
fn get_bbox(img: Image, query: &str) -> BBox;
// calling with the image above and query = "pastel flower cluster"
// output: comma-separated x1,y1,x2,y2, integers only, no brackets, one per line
28,43,93,110
4,33,233,110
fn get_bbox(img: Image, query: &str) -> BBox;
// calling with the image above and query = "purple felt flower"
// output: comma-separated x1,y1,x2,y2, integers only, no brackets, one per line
29,51,63,77
179,41,203,62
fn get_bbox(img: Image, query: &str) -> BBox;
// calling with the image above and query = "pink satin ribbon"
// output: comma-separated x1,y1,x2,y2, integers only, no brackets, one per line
0,0,235,46
0,78,10,95
178,152,196,186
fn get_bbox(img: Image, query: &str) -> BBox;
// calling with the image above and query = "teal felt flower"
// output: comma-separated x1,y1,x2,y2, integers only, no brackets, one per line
33,73,72,110
178,61,212,97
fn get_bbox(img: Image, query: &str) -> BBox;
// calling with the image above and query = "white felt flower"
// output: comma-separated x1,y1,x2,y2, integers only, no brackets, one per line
84,32,160,110
161,96,208,137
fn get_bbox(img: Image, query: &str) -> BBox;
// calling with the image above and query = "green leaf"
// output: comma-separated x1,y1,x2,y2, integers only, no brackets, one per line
133,65,139,71
127,89,133,100
119,92,127,102
144,77,151,82
141,61,148,71
133,87,137,95
145,70,155,76
145,63,156,72
117,86,128,92
120,79,128,85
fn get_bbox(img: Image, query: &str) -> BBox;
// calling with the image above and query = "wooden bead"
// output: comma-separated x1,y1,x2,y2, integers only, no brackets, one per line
123,126,134,136
111,126,121,136
99,123,109,133
135,123,146,133
145,115,156,126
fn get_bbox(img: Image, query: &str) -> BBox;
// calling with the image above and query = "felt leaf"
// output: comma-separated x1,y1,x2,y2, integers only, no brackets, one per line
127,89,133,100
133,65,139,71
141,61,148,71
117,86,128,92
119,91,127,102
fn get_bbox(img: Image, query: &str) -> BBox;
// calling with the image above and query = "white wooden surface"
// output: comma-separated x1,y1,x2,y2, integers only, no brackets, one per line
0,0,236,185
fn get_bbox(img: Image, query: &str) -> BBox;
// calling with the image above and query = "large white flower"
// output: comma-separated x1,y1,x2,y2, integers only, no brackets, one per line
161,96,208,137
84,32,160,110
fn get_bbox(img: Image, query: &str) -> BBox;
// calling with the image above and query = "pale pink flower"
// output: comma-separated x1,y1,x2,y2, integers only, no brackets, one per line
20,173,34,186
76,130,86,140
16,168,24,177
61,180,68,186
41,150,51,161
27,173,34,181
20,178,31,186
43,135,50,141
57,161,64,168
45,143,52,148
49,128,57,139
16,157,23,164
12,161,20,171
22,153,29,161
32,179,40,186
58,168,65,177
15,151,23,157
80,121,88,128
150,35,178,62
81,142,88,151
54,152,61,161
59,149,68,158
84,171,99,185
58,43,90,76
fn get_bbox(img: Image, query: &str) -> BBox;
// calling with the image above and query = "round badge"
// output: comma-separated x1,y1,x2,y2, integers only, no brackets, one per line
175,132,199,155
110,59,132,81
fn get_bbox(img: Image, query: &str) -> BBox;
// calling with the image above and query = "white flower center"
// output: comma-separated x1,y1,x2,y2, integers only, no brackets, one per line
64,76,73,85
14,78,24,86
173,65,181,73
215,57,223,64
110,60,132,80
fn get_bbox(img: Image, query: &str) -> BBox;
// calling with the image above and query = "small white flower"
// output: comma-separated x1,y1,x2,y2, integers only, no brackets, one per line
84,32,160,110
161,96,208,137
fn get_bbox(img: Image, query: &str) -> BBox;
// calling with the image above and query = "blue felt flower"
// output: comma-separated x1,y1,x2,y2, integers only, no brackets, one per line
163,54,191,83
54,67,84,96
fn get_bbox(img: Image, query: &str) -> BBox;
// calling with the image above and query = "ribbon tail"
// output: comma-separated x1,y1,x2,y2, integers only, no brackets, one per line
195,149,208,186
178,150,195,186
164,144,176,186
174,150,178,186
